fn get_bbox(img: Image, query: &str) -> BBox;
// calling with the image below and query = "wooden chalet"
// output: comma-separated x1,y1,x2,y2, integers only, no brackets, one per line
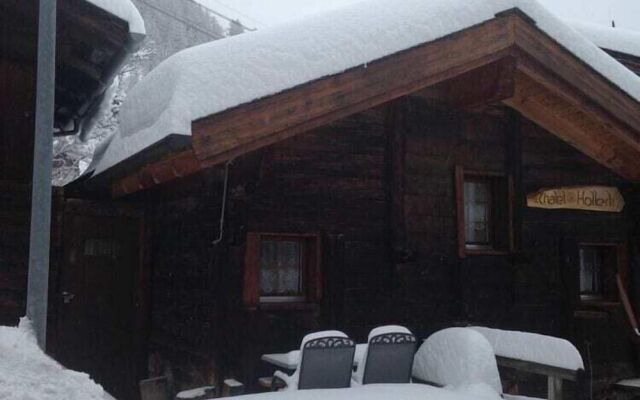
47,1,640,399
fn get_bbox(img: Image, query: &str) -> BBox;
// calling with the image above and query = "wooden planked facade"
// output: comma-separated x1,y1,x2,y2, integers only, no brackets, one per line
44,8,640,400
86,97,638,396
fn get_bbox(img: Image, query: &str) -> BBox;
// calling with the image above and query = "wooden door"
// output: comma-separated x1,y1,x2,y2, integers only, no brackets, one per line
56,202,145,400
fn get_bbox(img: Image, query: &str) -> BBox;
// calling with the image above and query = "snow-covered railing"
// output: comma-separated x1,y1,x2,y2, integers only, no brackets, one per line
471,327,587,400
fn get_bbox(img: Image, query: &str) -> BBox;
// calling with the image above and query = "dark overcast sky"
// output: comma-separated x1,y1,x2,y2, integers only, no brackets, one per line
197,0,640,31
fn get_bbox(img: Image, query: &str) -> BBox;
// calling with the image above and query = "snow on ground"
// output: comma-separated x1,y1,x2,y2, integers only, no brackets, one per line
232,383,498,400
568,20,640,58
0,318,105,400
412,328,502,395
92,0,640,177
470,327,584,371
85,0,145,34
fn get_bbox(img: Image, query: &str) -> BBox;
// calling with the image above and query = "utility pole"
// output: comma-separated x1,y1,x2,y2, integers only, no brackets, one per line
27,0,57,349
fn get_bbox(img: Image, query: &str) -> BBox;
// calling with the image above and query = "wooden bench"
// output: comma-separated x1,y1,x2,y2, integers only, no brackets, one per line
496,355,587,400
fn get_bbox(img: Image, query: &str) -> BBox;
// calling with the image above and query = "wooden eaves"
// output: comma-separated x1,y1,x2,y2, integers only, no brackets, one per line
111,9,640,198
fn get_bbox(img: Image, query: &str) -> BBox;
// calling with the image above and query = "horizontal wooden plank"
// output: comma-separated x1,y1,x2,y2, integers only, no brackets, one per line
111,150,202,197
505,70,640,181
497,355,580,381
513,17,640,142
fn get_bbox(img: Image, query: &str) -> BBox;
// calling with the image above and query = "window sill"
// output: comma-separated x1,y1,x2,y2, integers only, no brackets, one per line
579,299,620,310
464,248,510,256
256,302,319,312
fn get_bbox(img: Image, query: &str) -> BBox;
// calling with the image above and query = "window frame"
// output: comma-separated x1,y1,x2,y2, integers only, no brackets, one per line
455,166,514,258
243,232,322,310
578,242,628,306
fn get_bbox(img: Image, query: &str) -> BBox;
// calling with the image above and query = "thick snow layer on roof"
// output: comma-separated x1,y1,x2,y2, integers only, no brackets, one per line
412,328,502,394
0,318,106,400
471,327,584,371
86,0,145,35
568,20,640,58
93,0,640,176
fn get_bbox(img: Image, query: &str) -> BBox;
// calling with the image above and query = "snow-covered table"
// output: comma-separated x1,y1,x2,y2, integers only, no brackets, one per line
230,382,501,400
261,343,368,370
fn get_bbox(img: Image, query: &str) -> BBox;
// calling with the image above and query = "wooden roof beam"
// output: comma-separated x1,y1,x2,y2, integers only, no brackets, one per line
191,15,518,167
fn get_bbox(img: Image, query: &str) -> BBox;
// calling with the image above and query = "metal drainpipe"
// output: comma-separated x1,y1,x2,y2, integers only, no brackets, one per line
27,0,57,350
212,160,233,245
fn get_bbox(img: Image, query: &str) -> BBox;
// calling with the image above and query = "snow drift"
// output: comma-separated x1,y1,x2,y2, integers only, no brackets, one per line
0,318,105,400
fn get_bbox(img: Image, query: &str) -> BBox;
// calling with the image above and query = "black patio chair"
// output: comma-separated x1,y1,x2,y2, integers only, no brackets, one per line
273,330,356,390
355,325,417,385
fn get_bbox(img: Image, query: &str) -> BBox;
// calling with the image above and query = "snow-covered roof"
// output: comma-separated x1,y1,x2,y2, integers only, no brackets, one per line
92,0,640,177
86,0,145,35
568,20,640,58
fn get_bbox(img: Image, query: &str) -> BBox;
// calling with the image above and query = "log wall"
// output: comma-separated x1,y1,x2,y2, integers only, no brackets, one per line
142,98,639,395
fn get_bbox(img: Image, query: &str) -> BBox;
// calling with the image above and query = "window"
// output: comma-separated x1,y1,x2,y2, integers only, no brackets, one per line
456,166,513,257
579,243,625,302
260,239,305,302
84,238,122,258
464,179,492,247
243,232,322,309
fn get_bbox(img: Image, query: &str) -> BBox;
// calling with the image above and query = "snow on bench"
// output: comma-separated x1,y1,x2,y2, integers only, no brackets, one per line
470,327,586,400
470,327,584,373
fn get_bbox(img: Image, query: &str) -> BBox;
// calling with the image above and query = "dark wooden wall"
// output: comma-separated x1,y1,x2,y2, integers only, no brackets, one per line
140,98,639,395
0,22,37,325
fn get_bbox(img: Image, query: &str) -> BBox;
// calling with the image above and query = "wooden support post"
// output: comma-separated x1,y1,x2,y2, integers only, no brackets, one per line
548,376,563,400
222,379,244,397
505,109,522,252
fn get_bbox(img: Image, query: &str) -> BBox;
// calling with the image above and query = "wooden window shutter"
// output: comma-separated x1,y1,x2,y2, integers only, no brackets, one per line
307,235,323,303
243,232,261,309
455,165,466,258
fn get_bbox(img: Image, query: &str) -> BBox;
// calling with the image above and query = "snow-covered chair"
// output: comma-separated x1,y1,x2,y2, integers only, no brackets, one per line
353,325,417,385
273,330,356,390
412,327,503,398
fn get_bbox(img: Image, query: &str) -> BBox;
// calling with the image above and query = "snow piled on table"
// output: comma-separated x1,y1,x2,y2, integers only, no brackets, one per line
568,20,640,58
455,383,503,400
93,0,640,177
0,318,105,400
233,383,497,400
86,0,145,34
412,328,502,395
471,327,584,371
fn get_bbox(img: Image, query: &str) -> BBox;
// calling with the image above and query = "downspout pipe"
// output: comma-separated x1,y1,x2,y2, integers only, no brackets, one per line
27,0,57,350
212,159,233,245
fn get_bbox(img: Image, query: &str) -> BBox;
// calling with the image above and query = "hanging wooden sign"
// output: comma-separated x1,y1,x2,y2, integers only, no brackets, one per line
526,186,624,212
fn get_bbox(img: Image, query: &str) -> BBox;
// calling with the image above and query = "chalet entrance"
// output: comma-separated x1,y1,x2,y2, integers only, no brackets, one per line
55,200,147,400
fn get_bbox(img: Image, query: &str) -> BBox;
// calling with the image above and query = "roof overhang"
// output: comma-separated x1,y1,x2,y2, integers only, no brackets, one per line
109,10,640,197
1,0,144,135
